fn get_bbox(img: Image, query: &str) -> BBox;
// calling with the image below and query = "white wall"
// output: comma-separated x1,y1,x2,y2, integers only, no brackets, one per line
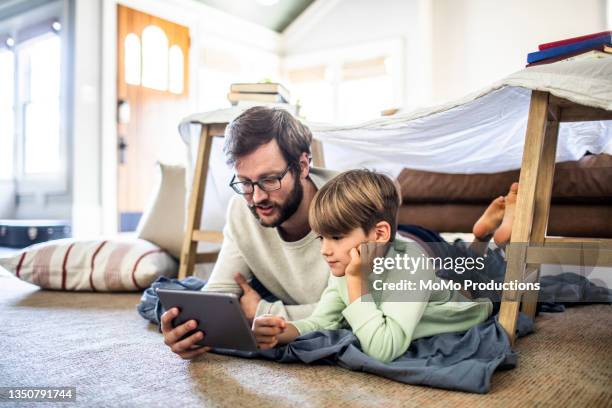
284,0,608,108
72,0,102,236
431,0,608,103
282,0,433,109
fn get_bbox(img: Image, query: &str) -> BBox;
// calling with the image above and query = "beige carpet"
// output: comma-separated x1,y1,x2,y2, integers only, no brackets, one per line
1,270,611,408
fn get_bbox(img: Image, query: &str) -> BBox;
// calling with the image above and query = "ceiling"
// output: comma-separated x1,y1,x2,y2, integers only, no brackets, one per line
194,0,315,33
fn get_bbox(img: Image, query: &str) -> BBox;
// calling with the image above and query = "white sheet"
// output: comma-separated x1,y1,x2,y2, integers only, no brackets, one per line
178,58,612,230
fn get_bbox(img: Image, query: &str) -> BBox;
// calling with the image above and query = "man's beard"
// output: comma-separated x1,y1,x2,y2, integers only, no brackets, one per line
249,174,303,228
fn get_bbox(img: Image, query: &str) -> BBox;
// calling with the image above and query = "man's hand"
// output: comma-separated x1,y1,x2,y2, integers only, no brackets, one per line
234,273,262,322
252,315,286,350
161,307,210,360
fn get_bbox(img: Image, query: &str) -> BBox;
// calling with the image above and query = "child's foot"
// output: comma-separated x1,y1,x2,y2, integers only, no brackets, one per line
472,196,505,240
493,182,519,247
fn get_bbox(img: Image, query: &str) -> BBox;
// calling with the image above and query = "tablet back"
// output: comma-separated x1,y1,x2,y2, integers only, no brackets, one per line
157,289,258,352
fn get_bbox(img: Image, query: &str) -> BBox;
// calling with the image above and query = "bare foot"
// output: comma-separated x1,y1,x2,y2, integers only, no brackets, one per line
472,196,505,240
494,182,519,247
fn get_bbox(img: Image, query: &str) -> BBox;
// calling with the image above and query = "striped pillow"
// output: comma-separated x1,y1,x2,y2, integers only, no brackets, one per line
0,238,177,291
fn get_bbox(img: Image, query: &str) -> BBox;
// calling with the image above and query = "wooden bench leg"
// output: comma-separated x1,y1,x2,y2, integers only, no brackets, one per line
179,125,213,280
521,104,559,319
499,91,550,344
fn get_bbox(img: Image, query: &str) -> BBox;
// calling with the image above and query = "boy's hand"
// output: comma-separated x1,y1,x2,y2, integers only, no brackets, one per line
252,315,286,350
344,247,362,277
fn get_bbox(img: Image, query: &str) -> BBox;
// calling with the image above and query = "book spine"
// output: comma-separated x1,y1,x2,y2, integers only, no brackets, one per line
538,30,612,50
525,46,605,67
527,34,612,63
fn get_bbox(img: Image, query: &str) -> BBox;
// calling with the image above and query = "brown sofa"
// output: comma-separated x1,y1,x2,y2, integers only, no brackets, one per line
396,153,612,238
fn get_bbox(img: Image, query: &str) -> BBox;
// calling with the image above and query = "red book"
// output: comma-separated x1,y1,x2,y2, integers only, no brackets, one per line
539,31,612,50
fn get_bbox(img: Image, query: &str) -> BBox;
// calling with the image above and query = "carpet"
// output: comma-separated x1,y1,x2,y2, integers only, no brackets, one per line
0,269,610,407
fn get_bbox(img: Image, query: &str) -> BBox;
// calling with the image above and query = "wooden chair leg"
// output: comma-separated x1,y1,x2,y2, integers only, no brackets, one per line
499,91,550,344
179,125,213,280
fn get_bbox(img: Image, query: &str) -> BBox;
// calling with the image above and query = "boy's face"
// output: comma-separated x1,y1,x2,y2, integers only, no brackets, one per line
318,227,375,277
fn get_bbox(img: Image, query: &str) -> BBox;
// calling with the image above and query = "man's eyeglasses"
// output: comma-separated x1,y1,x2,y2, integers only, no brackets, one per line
229,166,292,195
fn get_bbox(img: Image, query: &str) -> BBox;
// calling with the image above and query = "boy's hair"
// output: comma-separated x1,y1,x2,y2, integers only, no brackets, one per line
309,169,401,240
223,106,312,167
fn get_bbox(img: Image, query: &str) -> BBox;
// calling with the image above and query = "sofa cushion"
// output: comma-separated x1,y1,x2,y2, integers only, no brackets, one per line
397,154,612,204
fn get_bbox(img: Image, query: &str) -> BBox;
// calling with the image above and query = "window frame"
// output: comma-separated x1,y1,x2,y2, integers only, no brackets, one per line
282,37,404,124
0,1,69,196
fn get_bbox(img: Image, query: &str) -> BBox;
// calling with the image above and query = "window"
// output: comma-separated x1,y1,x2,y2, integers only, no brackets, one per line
337,57,393,123
18,33,61,174
284,39,403,124
126,27,185,94
0,47,14,179
287,65,333,122
141,25,168,91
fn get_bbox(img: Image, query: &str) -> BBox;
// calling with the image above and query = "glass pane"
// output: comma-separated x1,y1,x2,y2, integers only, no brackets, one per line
124,33,141,85
141,25,168,91
168,45,183,94
0,49,14,105
19,34,61,175
291,80,334,122
338,75,393,124
24,101,60,174
0,49,14,179
26,35,60,101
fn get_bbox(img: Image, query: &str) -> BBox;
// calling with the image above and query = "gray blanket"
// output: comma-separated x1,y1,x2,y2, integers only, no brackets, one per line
138,231,612,395
214,314,533,394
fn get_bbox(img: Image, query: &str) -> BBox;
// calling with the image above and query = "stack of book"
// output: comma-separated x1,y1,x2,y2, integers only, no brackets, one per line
526,31,612,67
227,82,291,105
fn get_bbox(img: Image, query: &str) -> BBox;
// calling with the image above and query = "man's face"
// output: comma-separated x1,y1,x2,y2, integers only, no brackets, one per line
234,139,303,228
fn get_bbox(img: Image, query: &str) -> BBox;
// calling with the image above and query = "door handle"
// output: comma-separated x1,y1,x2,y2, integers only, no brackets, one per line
118,136,128,164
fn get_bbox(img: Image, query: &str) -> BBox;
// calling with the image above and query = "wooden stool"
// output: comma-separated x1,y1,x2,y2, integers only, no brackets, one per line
178,122,325,279
498,90,612,344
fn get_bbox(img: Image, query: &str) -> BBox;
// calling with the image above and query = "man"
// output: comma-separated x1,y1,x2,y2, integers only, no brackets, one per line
162,106,337,359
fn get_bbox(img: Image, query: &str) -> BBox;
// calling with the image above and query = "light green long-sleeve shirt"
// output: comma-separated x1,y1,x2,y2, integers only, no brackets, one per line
291,237,493,363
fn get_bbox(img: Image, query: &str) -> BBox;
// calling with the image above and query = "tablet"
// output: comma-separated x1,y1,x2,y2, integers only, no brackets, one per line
156,289,258,352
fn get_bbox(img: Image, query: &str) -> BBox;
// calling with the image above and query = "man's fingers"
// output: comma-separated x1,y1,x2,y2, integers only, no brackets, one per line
165,319,198,346
171,330,204,354
160,307,179,334
234,273,253,293
179,345,211,360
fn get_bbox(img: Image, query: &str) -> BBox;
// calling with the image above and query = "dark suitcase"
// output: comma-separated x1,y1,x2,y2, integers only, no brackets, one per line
0,220,72,248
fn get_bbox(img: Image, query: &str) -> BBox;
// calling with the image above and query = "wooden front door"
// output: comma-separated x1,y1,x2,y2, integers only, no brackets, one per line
116,5,190,231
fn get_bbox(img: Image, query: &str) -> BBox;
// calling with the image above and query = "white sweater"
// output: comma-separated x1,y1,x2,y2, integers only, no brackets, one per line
202,167,338,320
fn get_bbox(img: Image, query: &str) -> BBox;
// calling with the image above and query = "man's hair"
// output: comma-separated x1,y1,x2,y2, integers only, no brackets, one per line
309,169,402,240
223,106,312,167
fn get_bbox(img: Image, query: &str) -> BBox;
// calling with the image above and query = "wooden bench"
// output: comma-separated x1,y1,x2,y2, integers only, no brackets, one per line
498,90,612,343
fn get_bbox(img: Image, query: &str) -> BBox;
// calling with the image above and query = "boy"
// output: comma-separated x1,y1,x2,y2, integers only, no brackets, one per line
252,169,496,363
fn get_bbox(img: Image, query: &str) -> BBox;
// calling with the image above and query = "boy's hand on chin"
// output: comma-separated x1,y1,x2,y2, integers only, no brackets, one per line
344,247,362,278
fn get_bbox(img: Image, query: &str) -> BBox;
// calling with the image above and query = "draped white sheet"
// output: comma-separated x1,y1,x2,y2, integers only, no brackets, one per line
178,58,612,230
